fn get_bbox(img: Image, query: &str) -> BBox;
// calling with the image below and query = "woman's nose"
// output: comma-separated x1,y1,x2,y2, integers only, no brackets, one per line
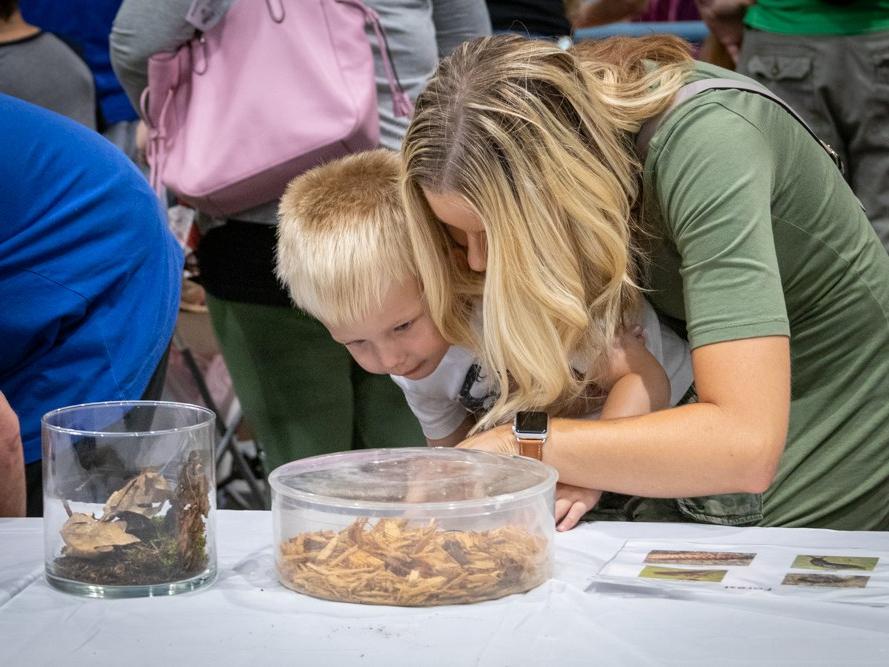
465,231,488,272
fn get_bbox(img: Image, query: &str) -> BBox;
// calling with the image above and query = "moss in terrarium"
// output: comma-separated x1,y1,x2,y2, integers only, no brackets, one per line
52,533,206,585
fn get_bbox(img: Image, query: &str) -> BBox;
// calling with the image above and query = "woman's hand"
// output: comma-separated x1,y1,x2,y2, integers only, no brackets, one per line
457,426,603,531
555,483,602,531
456,423,518,456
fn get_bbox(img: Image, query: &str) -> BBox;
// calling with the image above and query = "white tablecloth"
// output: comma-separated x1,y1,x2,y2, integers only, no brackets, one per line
1,511,887,666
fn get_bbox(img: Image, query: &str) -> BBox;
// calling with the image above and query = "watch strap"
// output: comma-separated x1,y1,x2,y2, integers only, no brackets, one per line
516,437,544,461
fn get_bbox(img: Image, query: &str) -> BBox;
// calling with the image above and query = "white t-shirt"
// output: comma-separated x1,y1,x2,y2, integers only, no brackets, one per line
391,299,693,440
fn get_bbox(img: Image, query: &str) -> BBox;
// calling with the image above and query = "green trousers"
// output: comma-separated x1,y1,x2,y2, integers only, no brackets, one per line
206,295,424,474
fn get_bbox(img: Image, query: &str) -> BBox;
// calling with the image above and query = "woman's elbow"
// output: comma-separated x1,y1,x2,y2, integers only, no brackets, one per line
739,433,786,494
743,466,778,495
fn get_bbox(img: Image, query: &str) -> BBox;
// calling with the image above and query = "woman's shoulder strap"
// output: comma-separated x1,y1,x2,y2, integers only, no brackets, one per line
635,77,846,177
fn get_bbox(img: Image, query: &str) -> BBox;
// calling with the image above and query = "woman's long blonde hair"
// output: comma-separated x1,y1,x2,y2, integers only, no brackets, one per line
402,35,693,432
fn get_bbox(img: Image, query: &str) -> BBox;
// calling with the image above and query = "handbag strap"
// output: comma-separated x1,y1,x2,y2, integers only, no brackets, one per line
141,86,175,198
635,77,845,176
338,0,414,118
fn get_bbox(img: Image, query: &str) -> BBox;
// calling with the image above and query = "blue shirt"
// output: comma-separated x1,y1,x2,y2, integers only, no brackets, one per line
20,0,138,125
0,95,182,463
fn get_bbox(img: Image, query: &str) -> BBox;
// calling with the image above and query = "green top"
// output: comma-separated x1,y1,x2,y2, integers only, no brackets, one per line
641,62,889,530
744,0,889,35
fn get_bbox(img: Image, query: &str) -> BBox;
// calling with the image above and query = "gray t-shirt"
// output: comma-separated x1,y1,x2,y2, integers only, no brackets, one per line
0,32,95,129
110,0,491,223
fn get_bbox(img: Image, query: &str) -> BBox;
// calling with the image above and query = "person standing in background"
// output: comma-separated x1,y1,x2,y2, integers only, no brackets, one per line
0,95,182,517
110,0,491,475
0,0,95,128
696,0,889,252
19,0,142,160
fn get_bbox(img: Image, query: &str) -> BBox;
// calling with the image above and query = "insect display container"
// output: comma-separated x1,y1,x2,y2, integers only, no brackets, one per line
271,447,557,606
42,401,217,598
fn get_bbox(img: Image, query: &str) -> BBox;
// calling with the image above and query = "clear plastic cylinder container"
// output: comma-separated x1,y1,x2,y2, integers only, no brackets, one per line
42,401,217,598
270,447,557,606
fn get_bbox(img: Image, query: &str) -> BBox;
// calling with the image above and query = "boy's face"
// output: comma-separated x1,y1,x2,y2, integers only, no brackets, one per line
325,279,450,380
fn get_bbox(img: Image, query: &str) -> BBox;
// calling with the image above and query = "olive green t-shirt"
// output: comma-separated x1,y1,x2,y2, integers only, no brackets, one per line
744,0,889,35
641,62,889,530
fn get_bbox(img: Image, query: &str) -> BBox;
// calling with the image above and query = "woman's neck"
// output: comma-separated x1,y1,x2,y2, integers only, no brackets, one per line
0,11,40,43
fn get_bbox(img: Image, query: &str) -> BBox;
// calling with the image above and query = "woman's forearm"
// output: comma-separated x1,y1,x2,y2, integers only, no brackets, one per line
547,337,790,497
461,337,791,499
546,402,777,496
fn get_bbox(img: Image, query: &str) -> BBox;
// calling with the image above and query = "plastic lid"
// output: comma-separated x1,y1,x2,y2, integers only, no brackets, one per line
269,447,557,512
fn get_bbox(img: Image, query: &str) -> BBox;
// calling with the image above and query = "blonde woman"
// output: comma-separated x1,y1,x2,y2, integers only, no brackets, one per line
401,34,889,530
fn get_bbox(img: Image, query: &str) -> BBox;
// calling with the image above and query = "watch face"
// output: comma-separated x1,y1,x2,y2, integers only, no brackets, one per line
515,411,548,435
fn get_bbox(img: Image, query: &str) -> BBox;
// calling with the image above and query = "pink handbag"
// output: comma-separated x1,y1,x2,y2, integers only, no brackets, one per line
142,0,412,217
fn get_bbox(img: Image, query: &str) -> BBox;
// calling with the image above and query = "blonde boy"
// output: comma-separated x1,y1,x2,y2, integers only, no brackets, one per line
276,150,692,530
276,149,458,432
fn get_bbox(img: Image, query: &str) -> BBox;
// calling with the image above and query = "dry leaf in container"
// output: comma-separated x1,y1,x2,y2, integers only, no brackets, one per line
60,512,141,559
278,517,549,606
102,470,173,518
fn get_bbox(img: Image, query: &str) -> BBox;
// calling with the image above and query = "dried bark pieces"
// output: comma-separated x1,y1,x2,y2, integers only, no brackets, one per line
278,518,548,606
175,451,211,571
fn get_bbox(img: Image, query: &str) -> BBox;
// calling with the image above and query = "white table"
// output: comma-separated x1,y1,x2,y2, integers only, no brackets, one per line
1,511,887,666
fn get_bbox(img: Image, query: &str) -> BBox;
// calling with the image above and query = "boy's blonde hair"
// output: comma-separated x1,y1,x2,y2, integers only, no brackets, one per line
276,149,418,327
401,34,693,432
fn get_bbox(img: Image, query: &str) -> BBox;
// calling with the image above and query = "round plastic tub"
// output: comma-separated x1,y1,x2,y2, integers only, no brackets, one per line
270,447,557,606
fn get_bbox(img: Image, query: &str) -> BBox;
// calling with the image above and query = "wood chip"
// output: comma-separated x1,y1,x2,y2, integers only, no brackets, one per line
278,518,549,606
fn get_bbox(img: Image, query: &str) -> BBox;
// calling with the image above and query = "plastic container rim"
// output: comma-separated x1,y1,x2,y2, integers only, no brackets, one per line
41,400,215,439
268,447,559,513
